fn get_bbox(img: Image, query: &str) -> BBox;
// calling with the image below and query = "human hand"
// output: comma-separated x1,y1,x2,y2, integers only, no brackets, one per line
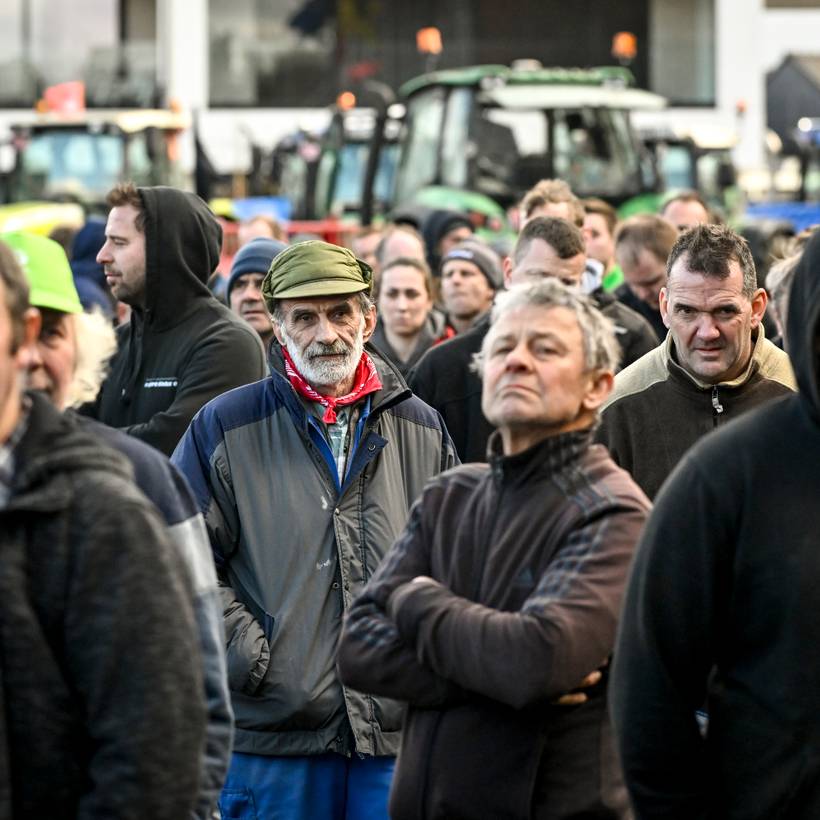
552,669,603,706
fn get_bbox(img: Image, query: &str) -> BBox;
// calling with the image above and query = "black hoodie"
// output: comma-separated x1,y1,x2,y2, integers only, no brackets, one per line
610,232,820,819
91,187,266,455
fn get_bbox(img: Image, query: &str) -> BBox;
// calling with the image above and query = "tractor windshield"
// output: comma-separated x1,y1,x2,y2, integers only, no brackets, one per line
394,83,646,207
394,87,447,205
12,128,155,204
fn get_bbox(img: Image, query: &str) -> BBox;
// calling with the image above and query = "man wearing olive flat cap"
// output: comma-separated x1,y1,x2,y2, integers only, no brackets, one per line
173,240,457,820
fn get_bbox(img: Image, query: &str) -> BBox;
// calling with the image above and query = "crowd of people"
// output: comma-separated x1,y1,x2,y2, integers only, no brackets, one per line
0,174,817,820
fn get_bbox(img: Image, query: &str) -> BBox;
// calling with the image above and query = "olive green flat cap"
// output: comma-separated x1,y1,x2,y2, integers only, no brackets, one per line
261,240,373,305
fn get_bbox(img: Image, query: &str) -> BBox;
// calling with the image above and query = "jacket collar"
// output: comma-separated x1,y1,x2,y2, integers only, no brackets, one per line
487,426,594,485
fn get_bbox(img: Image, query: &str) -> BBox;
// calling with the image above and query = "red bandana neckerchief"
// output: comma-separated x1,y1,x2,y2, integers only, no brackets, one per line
281,346,383,424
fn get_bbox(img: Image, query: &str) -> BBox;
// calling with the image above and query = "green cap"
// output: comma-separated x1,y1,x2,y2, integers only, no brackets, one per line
261,240,372,306
2,231,83,314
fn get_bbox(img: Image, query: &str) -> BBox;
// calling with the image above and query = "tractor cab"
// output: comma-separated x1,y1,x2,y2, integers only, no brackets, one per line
392,62,665,217
638,123,739,216
5,108,189,209
0,100,189,233
312,106,400,221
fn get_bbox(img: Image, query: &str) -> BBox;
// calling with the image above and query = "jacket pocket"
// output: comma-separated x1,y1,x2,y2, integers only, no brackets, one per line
219,787,258,819
223,596,271,696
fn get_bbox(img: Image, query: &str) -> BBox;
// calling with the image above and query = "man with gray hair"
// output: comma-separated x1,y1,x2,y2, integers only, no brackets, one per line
598,223,796,499
172,240,456,820
338,279,650,819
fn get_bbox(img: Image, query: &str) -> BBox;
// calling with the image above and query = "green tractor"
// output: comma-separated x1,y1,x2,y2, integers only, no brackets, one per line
310,107,400,223
0,108,190,234
386,62,667,233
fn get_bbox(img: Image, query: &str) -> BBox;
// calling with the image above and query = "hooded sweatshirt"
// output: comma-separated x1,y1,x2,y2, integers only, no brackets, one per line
610,232,820,819
91,187,266,455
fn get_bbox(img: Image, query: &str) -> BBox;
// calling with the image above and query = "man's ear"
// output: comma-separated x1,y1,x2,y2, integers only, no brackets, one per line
272,320,285,347
362,302,377,342
749,287,768,329
582,369,614,413
659,286,671,328
502,255,513,289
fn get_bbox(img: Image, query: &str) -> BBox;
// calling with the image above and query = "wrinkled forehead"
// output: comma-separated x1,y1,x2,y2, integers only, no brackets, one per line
278,293,361,316
486,303,579,344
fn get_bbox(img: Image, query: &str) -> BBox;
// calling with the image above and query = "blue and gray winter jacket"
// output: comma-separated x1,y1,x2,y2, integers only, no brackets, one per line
173,346,456,757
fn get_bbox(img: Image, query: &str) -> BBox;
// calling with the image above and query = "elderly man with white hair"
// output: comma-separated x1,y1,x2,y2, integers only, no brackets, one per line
337,279,651,820
173,239,456,820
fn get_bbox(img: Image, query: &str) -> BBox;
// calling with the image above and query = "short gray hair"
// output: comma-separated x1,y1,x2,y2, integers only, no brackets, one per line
269,290,374,328
476,280,621,374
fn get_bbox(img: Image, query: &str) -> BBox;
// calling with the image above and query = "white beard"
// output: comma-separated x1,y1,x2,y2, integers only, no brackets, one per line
280,325,365,391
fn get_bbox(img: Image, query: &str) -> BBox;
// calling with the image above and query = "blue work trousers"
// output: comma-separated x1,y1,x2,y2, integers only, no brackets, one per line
219,751,395,820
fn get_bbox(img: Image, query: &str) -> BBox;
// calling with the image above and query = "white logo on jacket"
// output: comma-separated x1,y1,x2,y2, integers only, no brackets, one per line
143,378,178,388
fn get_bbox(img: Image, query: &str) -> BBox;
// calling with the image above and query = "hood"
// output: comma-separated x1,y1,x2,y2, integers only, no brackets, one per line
785,230,820,418
139,186,222,329
421,209,472,269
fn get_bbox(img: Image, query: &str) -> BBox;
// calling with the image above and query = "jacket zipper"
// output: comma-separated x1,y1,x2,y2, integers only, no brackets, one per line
711,386,724,426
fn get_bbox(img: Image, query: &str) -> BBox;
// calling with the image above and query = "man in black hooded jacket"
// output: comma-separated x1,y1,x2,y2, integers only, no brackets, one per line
88,183,266,455
610,231,820,818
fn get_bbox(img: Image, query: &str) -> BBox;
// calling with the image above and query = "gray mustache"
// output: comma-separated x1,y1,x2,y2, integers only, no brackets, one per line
307,342,351,357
